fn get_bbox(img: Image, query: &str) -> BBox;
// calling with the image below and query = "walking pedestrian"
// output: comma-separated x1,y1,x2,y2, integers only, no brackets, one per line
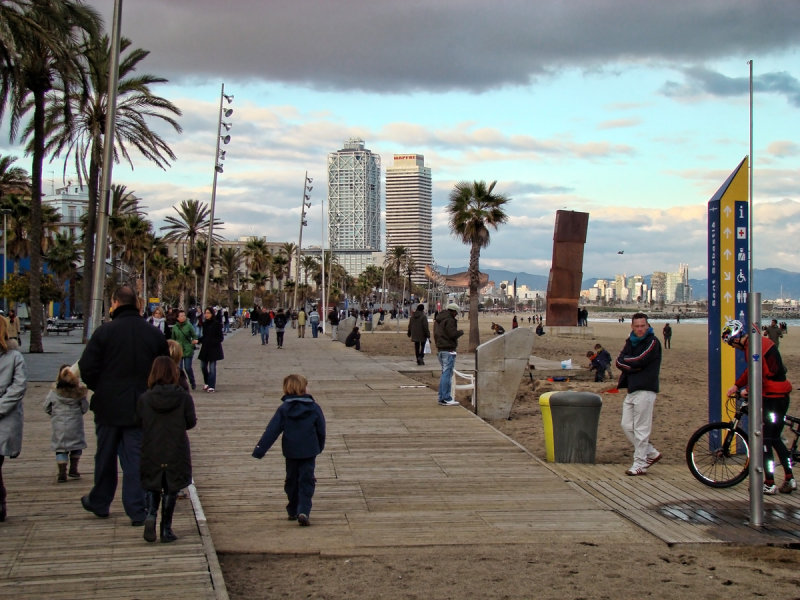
198,307,224,393
252,374,325,526
136,357,197,543
78,285,168,524
171,309,198,390
43,365,88,483
407,304,430,365
0,319,26,522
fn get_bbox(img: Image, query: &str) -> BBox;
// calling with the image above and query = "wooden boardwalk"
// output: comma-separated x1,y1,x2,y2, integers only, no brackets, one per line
5,326,800,598
0,381,223,599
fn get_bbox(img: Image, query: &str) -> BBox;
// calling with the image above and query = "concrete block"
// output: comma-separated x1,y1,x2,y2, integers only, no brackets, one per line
475,328,534,420
337,316,356,343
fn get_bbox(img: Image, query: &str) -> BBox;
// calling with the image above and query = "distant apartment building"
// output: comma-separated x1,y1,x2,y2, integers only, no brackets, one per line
43,184,88,239
385,154,432,285
327,138,382,277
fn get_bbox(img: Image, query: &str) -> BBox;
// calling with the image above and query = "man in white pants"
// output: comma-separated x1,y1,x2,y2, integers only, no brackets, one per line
615,312,662,476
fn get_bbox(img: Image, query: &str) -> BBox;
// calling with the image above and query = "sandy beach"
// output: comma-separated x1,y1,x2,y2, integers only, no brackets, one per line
221,315,800,599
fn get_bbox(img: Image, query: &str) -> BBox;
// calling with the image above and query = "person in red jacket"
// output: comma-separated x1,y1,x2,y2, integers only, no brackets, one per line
723,319,794,495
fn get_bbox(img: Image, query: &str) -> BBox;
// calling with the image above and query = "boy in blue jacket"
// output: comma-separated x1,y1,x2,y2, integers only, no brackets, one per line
252,374,326,526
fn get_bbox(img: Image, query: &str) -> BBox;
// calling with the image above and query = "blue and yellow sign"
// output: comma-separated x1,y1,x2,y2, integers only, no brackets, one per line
707,157,749,422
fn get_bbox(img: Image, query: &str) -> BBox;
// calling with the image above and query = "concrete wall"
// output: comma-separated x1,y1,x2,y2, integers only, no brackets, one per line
337,316,357,343
475,328,535,420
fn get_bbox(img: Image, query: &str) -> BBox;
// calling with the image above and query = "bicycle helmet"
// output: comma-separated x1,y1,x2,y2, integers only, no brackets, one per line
721,319,745,345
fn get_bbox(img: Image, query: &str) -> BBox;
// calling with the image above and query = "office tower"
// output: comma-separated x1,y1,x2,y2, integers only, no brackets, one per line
327,138,381,276
385,154,432,286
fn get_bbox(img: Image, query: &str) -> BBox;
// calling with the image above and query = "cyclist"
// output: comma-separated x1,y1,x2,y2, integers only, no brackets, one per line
722,319,795,494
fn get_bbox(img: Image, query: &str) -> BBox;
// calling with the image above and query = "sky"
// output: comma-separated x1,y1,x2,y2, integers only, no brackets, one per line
2,0,799,283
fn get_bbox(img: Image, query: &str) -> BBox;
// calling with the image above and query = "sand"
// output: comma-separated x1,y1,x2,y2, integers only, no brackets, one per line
220,316,800,599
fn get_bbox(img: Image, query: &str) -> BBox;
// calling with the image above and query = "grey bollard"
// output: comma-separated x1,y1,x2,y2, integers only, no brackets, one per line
539,391,602,463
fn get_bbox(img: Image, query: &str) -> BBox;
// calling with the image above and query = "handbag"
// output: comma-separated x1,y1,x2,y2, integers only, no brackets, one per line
423,339,431,354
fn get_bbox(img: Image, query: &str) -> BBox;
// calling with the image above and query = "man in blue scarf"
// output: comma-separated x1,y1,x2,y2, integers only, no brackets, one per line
616,312,662,476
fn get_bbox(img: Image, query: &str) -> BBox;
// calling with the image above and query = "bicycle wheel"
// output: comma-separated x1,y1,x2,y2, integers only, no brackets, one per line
686,422,750,488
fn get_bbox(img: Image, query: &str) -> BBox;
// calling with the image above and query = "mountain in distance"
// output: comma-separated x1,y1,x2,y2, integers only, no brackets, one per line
456,267,800,301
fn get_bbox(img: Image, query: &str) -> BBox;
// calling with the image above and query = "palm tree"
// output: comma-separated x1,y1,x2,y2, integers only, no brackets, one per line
40,31,181,337
173,263,193,309
44,229,80,315
0,155,30,200
271,253,289,306
448,180,510,352
1,0,100,352
147,250,174,307
161,199,223,275
300,254,317,289
113,213,151,281
216,246,241,311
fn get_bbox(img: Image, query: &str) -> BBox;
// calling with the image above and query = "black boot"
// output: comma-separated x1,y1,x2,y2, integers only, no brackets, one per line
0,483,5,523
68,455,81,479
57,462,67,483
143,490,160,543
160,492,178,543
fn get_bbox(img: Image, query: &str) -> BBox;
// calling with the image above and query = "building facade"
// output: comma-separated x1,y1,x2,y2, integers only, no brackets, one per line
385,154,432,285
327,138,381,276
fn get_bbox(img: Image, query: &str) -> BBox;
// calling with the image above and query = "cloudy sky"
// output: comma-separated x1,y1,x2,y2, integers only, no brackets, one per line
3,0,799,281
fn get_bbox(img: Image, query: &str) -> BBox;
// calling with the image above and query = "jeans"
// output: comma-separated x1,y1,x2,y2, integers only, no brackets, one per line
310,321,319,338
181,356,196,388
276,330,285,347
86,424,145,521
201,360,217,388
284,457,316,517
260,325,270,344
438,351,456,402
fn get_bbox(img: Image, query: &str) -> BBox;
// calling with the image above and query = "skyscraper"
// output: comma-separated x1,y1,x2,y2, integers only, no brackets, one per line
327,138,381,276
385,154,432,285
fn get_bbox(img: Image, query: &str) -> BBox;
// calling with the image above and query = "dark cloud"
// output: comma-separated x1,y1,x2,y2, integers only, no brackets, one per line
87,0,800,93
661,67,800,106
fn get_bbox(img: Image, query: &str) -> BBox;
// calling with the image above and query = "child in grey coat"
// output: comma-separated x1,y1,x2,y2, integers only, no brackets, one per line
43,365,88,483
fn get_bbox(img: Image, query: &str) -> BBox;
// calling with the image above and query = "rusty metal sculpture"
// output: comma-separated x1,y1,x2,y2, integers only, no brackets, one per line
546,210,589,326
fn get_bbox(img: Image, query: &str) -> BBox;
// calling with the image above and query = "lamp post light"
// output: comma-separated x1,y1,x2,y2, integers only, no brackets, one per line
201,83,233,311
292,172,312,310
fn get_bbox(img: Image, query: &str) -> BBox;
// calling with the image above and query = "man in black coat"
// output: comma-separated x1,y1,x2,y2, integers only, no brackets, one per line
78,286,169,524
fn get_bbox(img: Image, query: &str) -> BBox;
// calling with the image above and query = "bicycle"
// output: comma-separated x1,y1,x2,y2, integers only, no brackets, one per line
685,392,800,488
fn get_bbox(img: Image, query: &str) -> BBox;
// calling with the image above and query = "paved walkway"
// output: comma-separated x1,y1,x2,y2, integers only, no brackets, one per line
4,324,800,598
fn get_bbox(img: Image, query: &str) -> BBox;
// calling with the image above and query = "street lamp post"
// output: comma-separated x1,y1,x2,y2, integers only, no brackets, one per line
201,83,233,311
293,172,312,310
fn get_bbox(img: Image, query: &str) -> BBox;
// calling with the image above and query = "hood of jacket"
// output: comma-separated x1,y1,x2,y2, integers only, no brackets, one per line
282,394,317,418
411,310,426,323
435,310,454,325
146,384,185,413
52,383,87,402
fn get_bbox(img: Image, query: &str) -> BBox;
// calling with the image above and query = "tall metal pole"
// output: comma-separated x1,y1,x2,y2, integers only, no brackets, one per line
746,59,764,527
320,194,326,334
201,83,226,311
293,171,310,310
89,0,122,332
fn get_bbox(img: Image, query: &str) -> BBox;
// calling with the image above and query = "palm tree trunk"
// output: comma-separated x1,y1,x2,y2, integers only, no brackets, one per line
467,242,481,352
28,91,47,353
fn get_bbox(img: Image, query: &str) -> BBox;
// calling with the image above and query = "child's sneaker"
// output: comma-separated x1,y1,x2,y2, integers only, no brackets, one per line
779,478,797,494
763,482,778,495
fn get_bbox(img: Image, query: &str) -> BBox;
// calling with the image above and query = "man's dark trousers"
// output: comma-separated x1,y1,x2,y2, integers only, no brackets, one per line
85,424,145,521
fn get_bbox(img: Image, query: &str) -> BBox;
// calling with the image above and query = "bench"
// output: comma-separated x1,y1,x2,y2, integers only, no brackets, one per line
47,322,75,335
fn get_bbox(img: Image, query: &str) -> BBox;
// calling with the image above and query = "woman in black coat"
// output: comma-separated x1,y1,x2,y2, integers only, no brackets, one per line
198,307,224,392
